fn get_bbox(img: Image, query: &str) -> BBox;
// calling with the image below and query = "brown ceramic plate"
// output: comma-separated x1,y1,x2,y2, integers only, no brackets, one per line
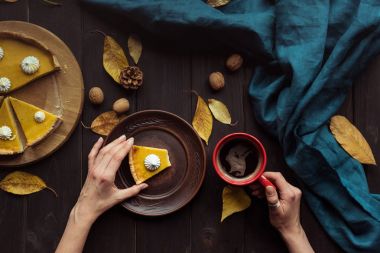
106,110,206,216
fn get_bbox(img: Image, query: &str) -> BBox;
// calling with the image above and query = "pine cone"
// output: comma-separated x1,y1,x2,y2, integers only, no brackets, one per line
120,66,143,90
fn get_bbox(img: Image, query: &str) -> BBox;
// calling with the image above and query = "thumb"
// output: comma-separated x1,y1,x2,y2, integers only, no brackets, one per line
265,186,281,212
116,183,148,201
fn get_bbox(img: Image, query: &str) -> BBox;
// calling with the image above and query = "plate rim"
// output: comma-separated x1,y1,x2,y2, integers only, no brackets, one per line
105,109,206,216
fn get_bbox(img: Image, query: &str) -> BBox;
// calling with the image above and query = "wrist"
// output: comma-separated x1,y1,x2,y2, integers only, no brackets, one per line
70,202,98,228
278,225,314,253
278,224,304,241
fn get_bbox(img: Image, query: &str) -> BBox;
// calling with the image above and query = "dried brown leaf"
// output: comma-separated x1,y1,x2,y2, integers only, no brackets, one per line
330,115,376,165
192,92,213,145
91,111,120,136
208,99,233,125
128,34,142,64
0,171,57,197
103,35,129,84
207,0,230,8
221,186,251,222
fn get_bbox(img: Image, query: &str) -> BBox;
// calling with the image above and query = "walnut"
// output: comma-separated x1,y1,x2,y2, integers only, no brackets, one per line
113,98,130,114
88,87,104,105
226,54,243,71
209,72,225,91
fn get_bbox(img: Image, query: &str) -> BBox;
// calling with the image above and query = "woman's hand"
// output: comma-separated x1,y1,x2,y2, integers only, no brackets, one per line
72,135,148,224
250,172,314,253
56,135,147,253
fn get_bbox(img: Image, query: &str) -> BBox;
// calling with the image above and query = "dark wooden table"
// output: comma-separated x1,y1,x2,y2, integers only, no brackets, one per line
1,1,380,252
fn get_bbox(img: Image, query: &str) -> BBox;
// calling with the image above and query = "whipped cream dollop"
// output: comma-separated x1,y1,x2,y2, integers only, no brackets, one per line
34,111,46,123
0,77,11,93
0,47,4,60
0,126,13,140
144,154,161,171
21,56,40,74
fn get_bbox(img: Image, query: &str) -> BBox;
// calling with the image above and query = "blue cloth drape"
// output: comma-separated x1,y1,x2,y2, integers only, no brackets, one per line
82,0,380,252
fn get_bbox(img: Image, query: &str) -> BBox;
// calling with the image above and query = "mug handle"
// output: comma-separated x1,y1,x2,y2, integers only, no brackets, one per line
258,175,276,189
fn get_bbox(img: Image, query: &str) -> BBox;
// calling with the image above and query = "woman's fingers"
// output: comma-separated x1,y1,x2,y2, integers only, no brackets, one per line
104,138,134,180
95,140,129,175
251,189,265,199
94,135,126,166
263,172,292,198
265,186,282,214
248,183,261,191
88,137,104,171
115,183,148,201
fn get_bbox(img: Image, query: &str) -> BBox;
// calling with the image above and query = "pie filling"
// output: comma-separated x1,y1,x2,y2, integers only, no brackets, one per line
129,145,171,184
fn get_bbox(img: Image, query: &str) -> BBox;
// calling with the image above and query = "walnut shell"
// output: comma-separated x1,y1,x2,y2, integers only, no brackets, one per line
209,72,225,91
113,98,130,114
226,54,243,71
89,87,104,105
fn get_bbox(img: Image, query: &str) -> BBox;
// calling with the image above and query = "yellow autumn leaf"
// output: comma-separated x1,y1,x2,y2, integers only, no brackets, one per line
128,34,142,64
221,186,251,222
207,0,230,8
103,35,129,84
208,99,232,125
90,111,120,136
0,171,57,197
192,93,213,145
330,115,376,165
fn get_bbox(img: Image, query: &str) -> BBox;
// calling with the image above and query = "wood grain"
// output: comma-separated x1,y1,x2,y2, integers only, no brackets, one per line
0,21,84,167
0,3,372,253
0,5,30,253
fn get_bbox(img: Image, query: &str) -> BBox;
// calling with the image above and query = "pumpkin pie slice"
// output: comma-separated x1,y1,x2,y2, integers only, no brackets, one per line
0,97,25,155
9,96,61,146
0,31,60,94
129,145,171,184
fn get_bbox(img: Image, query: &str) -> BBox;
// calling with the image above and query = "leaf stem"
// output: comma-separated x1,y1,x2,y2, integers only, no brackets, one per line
230,121,239,126
81,121,91,129
46,186,58,197
190,90,200,97
41,0,62,6
90,29,107,37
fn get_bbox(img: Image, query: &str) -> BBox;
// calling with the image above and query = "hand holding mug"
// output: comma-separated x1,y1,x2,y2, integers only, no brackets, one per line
250,172,314,253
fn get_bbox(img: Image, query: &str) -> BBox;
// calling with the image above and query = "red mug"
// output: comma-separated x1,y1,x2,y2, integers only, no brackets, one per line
212,132,274,188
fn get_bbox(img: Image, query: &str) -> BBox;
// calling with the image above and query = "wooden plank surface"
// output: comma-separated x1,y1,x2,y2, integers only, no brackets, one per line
22,1,83,253
0,2,29,253
1,2,377,253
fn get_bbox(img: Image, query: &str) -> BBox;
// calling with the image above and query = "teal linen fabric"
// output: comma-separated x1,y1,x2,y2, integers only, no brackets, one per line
82,0,380,252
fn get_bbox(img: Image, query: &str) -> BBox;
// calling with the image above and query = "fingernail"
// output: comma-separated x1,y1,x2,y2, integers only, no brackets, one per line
127,137,134,143
119,134,126,140
266,186,275,195
98,137,103,142
140,183,148,189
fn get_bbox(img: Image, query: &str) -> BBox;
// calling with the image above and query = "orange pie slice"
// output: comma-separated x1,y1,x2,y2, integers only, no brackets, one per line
0,31,60,94
9,96,61,146
0,97,25,155
129,145,171,184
